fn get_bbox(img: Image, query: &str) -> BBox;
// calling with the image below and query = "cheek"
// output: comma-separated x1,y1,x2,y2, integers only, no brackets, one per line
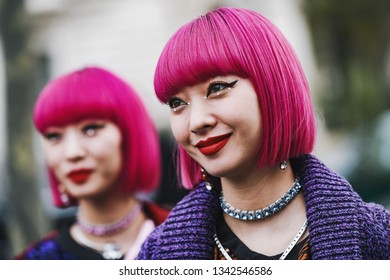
43,145,60,169
93,127,122,162
242,111,262,151
235,93,261,128
170,116,189,144
99,140,120,162
43,146,65,181
98,139,122,173
111,145,122,172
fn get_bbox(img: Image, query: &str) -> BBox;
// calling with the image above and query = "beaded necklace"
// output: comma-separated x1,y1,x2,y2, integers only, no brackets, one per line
216,177,306,259
77,203,142,236
219,179,301,221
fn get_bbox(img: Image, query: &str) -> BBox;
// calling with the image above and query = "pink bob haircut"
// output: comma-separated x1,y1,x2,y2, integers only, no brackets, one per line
33,66,161,208
154,7,316,189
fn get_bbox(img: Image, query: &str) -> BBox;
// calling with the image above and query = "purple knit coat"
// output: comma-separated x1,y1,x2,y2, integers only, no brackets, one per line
137,154,390,260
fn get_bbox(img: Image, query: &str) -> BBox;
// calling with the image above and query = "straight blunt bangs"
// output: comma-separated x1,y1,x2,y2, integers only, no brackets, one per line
33,68,120,133
154,11,250,103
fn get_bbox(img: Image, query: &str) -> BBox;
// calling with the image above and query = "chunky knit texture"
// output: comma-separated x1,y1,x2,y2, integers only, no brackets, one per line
137,154,390,260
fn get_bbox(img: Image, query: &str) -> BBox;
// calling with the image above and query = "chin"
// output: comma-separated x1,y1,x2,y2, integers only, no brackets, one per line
205,164,237,178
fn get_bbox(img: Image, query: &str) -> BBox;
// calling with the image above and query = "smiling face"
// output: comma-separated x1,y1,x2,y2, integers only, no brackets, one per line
43,119,122,200
168,75,262,179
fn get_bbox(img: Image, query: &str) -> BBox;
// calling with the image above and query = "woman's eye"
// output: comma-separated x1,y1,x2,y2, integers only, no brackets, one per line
44,132,61,143
207,80,238,98
167,98,187,111
83,123,105,136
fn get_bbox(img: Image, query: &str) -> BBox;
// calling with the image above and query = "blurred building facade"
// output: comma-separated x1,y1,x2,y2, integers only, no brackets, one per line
0,34,11,259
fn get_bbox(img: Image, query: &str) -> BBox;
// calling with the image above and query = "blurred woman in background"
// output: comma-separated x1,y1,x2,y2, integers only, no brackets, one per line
16,66,169,259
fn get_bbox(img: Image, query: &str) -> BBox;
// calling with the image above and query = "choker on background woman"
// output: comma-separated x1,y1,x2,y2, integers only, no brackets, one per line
77,203,142,236
219,178,302,221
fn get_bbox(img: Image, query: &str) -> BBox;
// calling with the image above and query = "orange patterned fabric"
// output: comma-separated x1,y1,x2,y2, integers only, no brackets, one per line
297,238,311,260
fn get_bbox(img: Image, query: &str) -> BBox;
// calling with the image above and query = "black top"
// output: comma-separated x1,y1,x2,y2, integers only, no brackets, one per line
56,219,109,260
215,211,310,260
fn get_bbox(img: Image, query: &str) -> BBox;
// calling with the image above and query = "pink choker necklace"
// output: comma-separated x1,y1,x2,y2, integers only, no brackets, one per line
77,203,142,236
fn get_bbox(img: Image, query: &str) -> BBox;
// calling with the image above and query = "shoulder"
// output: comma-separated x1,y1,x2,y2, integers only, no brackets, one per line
137,222,164,259
15,231,75,260
295,154,390,259
359,201,390,230
143,201,170,226
137,183,219,259
293,154,361,197
147,183,218,220
357,201,390,258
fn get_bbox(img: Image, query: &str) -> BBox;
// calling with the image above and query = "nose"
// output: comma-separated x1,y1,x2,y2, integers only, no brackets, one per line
63,131,86,162
189,98,217,134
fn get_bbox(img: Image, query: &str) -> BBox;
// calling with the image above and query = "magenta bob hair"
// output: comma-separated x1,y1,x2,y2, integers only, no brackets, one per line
154,7,316,189
33,66,161,207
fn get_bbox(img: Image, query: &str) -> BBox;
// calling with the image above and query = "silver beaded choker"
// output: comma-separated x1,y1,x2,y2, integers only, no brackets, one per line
219,179,302,221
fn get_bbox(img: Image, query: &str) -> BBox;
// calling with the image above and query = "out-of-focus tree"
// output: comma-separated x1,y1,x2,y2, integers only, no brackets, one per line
0,0,48,256
303,0,390,205
303,0,390,130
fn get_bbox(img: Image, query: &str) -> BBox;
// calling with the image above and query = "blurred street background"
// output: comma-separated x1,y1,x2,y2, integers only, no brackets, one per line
0,0,389,259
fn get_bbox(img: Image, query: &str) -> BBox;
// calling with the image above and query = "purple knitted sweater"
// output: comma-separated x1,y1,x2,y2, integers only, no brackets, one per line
138,154,390,260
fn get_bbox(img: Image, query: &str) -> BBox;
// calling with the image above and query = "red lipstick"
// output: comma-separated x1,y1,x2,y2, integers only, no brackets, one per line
67,169,93,184
195,133,231,156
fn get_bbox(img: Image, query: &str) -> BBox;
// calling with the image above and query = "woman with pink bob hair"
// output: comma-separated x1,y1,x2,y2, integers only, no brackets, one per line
138,7,389,260
16,66,169,259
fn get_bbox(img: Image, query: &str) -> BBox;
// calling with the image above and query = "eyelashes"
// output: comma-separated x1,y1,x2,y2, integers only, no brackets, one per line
43,122,106,144
166,79,238,111
44,132,61,143
82,123,105,137
167,98,188,111
206,80,238,98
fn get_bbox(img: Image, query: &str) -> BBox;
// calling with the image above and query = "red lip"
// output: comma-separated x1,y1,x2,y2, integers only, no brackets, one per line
195,133,232,156
67,169,93,184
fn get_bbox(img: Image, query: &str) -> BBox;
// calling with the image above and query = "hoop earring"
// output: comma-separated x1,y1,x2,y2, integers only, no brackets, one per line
201,167,213,191
59,184,70,205
280,160,288,170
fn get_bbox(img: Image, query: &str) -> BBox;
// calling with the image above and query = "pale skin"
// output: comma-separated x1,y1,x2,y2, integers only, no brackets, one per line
169,75,308,256
43,119,147,253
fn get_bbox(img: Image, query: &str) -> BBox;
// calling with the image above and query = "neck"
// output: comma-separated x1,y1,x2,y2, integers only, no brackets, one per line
77,192,138,225
220,164,296,211
217,162,308,256
71,193,148,258
71,208,147,259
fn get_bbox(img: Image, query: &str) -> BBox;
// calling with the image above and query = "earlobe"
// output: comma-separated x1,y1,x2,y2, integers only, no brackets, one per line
59,184,70,205
201,167,213,191
280,160,288,170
